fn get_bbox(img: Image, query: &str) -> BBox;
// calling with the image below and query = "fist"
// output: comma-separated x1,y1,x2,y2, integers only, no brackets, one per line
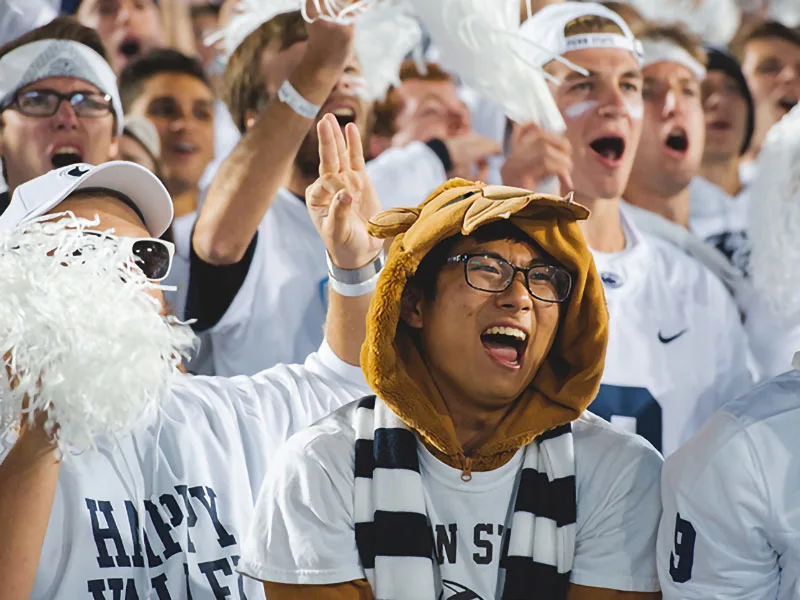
501,122,574,192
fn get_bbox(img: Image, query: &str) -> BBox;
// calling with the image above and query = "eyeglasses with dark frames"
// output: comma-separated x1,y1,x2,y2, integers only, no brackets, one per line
5,89,113,119
446,254,572,304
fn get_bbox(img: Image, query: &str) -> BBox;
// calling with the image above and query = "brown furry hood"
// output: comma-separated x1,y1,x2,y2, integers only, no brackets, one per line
360,179,608,471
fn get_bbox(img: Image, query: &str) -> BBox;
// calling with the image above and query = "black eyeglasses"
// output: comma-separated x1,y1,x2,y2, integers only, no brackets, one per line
447,254,572,304
6,89,113,118
81,231,175,281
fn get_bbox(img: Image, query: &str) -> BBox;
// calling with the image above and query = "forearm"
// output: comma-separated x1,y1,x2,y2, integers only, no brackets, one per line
160,0,197,57
0,425,61,600
567,585,661,600
325,290,373,367
193,52,349,265
263,579,374,600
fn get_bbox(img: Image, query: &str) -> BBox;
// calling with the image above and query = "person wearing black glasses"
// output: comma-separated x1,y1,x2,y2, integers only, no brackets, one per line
0,18,124,215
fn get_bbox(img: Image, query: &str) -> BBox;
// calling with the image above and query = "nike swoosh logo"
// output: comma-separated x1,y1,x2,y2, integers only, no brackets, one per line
658,329,688,344
67,165,90,178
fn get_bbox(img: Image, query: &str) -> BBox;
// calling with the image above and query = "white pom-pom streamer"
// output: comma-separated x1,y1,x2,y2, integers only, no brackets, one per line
0,215,197,457
209,0,422,102
405,0,568,133
626,0,741,46
747,104,800,321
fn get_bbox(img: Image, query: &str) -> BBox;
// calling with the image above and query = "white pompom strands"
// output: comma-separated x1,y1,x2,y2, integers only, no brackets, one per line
0,215,196,456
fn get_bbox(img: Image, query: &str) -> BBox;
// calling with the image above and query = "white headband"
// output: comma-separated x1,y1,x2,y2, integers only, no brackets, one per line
641,38,706,80
564,33,644,64
0,39,123,135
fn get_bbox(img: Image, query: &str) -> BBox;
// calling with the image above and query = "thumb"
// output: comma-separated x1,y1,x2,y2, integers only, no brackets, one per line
328,190,354,238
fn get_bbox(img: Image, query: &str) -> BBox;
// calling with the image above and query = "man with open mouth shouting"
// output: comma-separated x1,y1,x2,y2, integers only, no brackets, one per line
502,3,752,457
239,118,662,600
0,17,123,216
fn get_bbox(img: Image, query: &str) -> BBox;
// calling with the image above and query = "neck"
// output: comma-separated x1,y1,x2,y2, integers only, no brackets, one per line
170,187,199,219
625,180,691,229
700,157,743,196
288,167,315,199
575,193,627,252
741,127,765,165
444,395,515,456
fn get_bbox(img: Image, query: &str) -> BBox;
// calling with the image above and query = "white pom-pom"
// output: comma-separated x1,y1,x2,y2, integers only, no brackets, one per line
405,0,566,133
626,0,741,46
747,104,800,321
0,215,197,456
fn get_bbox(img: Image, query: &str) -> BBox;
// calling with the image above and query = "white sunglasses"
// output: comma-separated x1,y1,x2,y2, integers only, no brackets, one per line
82,231,175,281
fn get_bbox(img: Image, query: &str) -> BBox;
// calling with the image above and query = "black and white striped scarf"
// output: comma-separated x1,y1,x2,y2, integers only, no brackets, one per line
353,396,577,600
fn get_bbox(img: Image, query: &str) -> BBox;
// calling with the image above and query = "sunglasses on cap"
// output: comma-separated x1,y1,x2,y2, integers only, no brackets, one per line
82,231,174,281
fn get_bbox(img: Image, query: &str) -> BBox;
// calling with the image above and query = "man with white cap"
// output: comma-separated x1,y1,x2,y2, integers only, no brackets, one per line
504,2,752,456
0,120,383,598
0,17,124,214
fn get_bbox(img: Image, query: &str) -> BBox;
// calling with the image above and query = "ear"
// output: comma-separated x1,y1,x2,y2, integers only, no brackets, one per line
399,283,424,330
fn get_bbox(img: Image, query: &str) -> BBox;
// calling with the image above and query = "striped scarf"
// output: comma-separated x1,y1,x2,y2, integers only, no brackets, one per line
353,396,577,600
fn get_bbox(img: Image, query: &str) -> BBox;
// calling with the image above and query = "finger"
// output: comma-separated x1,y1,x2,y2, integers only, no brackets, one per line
476,158,489,182
307,175,345,208
472,137,502,159
330,115,350,172
345,123,366,171
318,117,340,176
328,189,354,242
540,132,572,155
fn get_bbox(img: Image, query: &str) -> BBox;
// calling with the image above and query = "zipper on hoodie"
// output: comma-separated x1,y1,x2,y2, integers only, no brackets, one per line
460,455,473,482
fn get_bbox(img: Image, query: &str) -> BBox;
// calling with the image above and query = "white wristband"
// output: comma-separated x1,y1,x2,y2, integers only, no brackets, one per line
328,271,380,297
277,80,321,119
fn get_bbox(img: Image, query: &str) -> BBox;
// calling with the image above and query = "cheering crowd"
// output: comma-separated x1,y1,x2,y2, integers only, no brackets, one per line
0,0,799,598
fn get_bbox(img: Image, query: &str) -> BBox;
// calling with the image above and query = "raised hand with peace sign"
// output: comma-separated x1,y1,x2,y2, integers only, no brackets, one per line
306,113,384,271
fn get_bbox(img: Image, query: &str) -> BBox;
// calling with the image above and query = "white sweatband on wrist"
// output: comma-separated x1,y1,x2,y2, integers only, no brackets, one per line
328,271,381,296
277,80,321,119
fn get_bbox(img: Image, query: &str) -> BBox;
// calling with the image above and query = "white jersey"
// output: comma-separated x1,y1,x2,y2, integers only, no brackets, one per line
25,342,370,600
657,364,800,599
589,207,753,456
745,296,800,378
207,144,446,377
689,176,751,273
240,404,663,595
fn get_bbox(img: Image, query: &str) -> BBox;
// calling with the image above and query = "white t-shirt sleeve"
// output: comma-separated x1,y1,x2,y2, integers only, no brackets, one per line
657,412,776,599
239,421,364,584
367,142,447,210
571,425,663,592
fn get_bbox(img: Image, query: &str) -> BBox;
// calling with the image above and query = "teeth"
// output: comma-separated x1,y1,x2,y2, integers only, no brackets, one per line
483,326,527,341
331,108,355,117
54,146,80,155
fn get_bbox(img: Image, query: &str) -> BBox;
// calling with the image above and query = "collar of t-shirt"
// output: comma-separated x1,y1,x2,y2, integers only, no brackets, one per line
589,204,649,299
689,176,749,220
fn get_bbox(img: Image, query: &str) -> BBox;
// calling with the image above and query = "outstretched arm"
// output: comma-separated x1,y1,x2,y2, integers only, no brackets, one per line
307,114,384,366
193,2,356,265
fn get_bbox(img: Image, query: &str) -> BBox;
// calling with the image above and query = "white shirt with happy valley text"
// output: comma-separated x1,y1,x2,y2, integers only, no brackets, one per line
239,404,663,596
589,206,753,457
658,366,800,600
23,342,370,600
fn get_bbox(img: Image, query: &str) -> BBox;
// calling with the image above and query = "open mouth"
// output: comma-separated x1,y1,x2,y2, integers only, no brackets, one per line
171,140,199,155
778,97,797,114
50,146,83,169
119,38,141,58
589,136,625,165
480,325,528,369
664,127,689,154
330,107,356,127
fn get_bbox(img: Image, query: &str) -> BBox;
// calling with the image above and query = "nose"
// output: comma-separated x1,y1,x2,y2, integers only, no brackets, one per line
497,271,533,312
167,112,188,133
597,82,628,118
661,89,679,119
51,99,80,130
448,104,471,136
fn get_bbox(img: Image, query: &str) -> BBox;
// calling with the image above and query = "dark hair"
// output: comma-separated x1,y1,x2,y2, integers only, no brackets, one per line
190,3,220,19
223,11,308,132
0,16,108,63
119,48,211,112
731,20,800,60
705,46,755,155
409,220,545,299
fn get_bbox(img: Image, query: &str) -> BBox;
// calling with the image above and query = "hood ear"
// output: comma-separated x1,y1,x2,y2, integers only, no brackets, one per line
368,207,421,239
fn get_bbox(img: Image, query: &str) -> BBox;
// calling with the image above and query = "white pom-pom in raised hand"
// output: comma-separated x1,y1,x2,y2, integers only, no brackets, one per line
0,215,196,456
748,104,800,321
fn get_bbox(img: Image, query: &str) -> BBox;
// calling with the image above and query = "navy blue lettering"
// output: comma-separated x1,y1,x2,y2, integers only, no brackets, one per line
86,498,132,568
123,501,145,568
88,579,107,599
434,524,457,565
189,486,236,548
231,555,249,600
591,385,663,451
473,524,493,565
150,573,172,600
175,485,197,552
145,500,182,560
198,558,233,598
184,562,195,600
670,513,696,583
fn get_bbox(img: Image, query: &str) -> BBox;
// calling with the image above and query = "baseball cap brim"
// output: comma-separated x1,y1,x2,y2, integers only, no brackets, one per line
0,161,173,237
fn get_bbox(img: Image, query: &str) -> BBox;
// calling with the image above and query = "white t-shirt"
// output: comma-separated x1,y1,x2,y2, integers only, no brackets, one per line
590,207,753,456
25,342,371,600
745,298,800,378
689,176,751,273
657,365,800,600
239,405,663,595
207,145,447,377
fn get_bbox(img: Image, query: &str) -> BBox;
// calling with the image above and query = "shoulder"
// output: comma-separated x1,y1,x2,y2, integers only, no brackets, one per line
573,411,663,494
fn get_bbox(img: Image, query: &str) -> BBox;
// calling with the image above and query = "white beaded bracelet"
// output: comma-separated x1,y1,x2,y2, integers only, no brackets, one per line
277,80,321,119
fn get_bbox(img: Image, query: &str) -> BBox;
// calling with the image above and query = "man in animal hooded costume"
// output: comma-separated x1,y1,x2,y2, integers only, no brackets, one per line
240,120,663,600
